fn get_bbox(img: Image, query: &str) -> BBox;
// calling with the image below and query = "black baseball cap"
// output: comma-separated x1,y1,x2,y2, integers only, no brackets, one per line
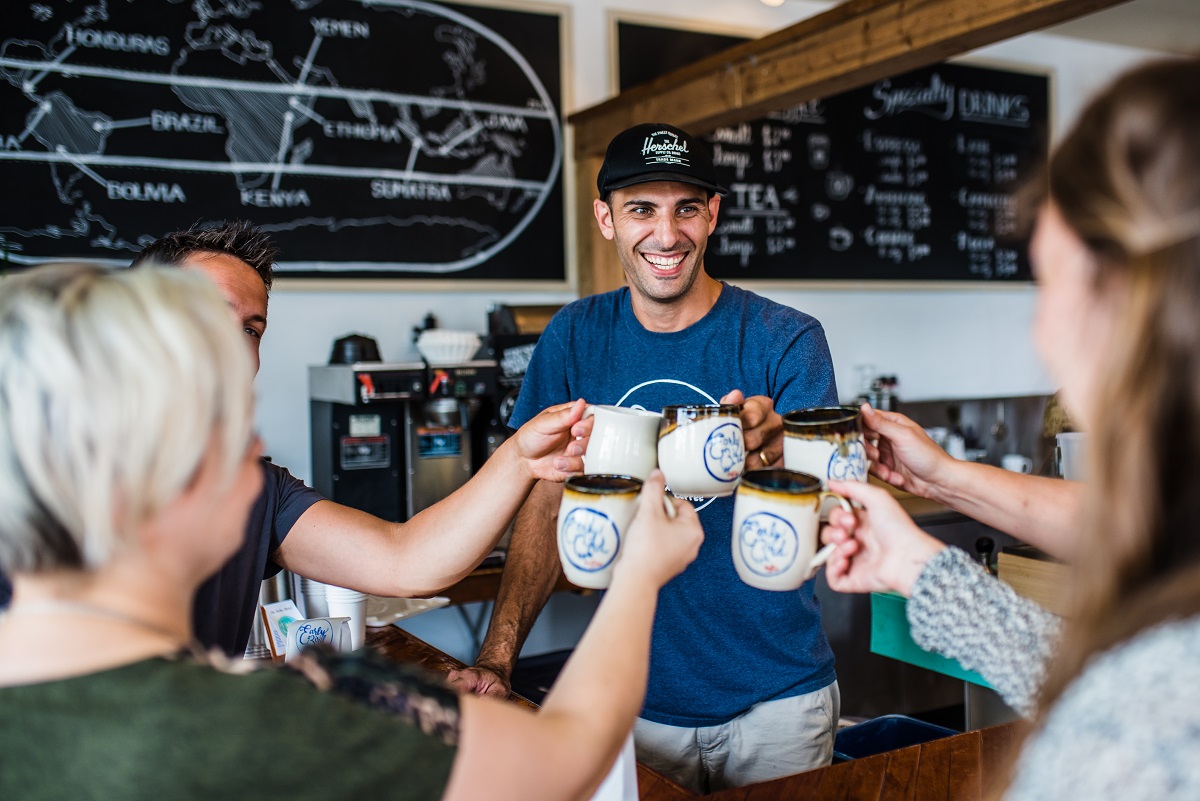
596,123,727,196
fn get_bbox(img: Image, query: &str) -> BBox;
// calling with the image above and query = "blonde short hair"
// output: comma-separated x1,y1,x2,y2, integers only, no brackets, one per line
0,263,254,572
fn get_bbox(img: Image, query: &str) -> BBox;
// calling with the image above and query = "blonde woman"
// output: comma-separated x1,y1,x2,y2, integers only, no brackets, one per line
0,264,703,801
821,57,1200,799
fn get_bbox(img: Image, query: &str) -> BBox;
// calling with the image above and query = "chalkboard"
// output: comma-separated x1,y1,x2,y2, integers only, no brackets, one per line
617,22,1048,282
0,1,565,282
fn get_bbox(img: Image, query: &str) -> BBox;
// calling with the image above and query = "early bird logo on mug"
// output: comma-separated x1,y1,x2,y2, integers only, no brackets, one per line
704,424,745,481
739,512,800,576
562,508,620,573
295,621,332,647
828,440,867,482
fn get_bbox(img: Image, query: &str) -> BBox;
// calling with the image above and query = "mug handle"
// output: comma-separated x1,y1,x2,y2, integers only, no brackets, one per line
581,405,598,470
662,493,677,519
809,491,853,572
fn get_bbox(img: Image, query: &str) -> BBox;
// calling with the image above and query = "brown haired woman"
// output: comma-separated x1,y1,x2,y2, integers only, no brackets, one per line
820,56,1200,799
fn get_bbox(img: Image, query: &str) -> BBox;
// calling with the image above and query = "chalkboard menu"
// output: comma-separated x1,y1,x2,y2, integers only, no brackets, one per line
702,62,1048,281
0,1,565,281
616,21,1048,283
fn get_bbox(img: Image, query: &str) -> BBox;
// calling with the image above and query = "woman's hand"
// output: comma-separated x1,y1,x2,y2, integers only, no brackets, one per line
612,470,703,590
513,399,593,482
821,479,946,597
862,404,956,501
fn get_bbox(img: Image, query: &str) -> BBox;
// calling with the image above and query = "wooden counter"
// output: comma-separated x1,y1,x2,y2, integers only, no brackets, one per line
366,626,1020,800
438,565,583,607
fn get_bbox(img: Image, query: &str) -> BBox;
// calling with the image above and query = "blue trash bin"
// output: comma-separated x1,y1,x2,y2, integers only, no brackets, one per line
833,714,958,762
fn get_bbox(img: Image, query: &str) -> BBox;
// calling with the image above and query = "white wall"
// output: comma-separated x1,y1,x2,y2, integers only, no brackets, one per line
257,0,1167,482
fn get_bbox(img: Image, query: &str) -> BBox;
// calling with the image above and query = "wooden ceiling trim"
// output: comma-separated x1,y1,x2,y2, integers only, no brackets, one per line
569,0,1131,157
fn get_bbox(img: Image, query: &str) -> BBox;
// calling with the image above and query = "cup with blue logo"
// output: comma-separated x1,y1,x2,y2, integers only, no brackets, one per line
732,468,852,591
782,406,869,486
557,475,643,589
657,404,745,499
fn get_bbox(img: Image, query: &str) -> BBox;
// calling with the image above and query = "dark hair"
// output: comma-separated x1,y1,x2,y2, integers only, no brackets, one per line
131,220,278,293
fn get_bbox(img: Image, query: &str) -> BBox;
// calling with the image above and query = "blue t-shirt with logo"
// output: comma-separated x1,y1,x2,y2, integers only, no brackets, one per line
510,283,838,727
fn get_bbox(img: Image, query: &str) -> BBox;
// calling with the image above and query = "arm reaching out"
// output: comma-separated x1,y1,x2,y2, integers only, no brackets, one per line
276,400,591,599
862,404,1084,560
443,471,703,801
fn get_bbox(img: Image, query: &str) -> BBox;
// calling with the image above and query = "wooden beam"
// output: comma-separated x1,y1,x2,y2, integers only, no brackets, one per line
569,0,1131,158
573,154,624,296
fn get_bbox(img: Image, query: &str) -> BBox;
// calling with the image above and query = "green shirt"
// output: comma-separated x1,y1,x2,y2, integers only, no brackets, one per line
0,650,459,800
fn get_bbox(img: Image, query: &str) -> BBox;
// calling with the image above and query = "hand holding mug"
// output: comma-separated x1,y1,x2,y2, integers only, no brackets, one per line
721,389,784,469
860,404,957,499
732,468,850,591
514,398,593,482
820,479,946,597
612,470,703,590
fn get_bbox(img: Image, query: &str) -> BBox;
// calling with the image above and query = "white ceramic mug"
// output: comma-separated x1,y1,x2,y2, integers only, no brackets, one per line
1001,453,1033,474
582,404,660,481
782,406,868,485
557,475,643,589
657,404,745,499
732,469,852,591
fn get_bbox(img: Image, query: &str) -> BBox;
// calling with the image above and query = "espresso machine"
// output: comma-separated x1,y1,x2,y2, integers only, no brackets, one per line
309,347,501,522
484,304,562,429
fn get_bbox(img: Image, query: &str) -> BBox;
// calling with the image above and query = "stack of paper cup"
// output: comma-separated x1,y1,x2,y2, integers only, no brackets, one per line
1056,432,1087,481
299,577,330,619
324,584,367,649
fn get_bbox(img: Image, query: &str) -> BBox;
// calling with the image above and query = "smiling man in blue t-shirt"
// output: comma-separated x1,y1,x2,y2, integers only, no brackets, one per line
448,123,841,793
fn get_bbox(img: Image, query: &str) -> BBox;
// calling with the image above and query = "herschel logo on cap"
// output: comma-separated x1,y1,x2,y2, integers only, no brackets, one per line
641,130,691,167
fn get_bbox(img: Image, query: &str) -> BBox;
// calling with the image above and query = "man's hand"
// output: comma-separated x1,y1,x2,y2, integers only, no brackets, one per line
446,662,513,698
861,404,955,500
722,389,783,469
514,399,594,482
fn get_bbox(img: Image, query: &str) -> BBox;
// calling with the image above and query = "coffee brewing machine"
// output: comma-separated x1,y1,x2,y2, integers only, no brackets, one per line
309,354,501,523
484,304,562,427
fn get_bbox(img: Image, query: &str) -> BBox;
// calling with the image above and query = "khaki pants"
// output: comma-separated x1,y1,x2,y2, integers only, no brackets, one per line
633,681,840,795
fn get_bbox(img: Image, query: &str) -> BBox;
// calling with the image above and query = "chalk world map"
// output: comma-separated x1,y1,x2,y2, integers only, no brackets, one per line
0,0,564,279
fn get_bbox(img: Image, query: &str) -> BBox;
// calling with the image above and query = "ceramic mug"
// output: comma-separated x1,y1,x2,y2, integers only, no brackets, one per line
557,475,642,589
582,405,661,481
657,404,745,499
782,406,869,485
732,469,852,591
1001,453,1033,474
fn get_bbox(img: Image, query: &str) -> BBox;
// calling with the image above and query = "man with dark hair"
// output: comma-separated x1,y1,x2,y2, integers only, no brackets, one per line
133,219,278,291
131,220,275,374
448,124,841,793
0,220,592,656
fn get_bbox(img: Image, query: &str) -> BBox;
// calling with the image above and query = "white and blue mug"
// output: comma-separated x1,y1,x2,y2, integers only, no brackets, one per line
782,406,869,485
657,404,745,500
732,469,851,591
557,475,643,589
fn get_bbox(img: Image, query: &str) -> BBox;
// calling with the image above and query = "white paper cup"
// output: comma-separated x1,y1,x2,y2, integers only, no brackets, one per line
299,577,330,619
582,405,661,481
732,468,851,591
657,404,744,499
324,585,367,649
557,475,642,589
1056,432,1087,481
